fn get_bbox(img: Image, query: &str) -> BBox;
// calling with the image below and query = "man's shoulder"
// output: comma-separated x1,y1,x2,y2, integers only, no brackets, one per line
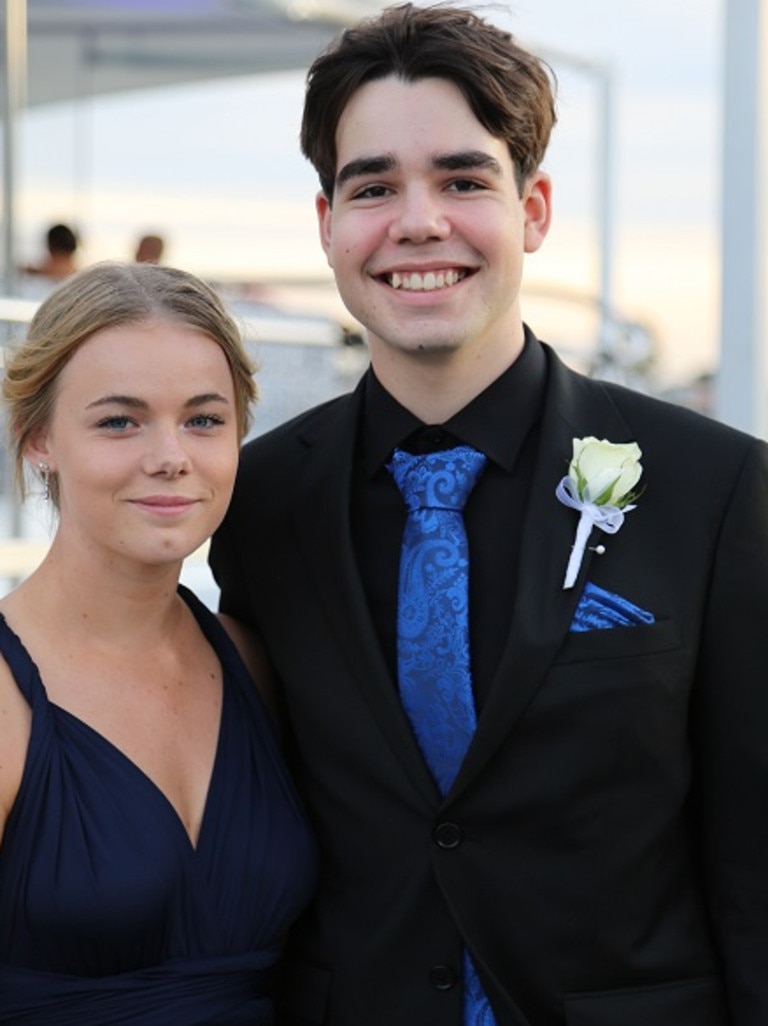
240,390,357,467
540,344,768,503
600,376,760,453
549,347,762,456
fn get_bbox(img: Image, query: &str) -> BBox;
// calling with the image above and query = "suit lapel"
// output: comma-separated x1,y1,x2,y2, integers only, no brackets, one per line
288,380,441,805
451,346,635,796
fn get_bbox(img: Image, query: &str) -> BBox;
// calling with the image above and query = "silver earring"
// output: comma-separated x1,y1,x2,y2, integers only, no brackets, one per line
38,462,50,502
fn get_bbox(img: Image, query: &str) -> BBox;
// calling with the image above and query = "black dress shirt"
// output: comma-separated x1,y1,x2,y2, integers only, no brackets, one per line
351,329,548,709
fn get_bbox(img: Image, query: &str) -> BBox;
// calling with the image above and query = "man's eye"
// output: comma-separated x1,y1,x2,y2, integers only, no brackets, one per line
352,184,390,200
448,178,484,193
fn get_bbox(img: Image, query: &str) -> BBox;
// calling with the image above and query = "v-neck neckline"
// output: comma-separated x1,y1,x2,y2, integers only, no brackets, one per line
0,597,226,854
50,695,226,853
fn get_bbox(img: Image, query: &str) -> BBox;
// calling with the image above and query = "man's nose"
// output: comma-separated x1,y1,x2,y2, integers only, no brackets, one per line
388,186,451,244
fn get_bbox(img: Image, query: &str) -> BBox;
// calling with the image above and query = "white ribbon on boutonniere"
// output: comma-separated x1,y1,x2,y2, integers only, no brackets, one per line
556,436,643,590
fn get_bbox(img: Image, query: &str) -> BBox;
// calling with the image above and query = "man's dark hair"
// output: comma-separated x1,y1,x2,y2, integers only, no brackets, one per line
301,2,557,199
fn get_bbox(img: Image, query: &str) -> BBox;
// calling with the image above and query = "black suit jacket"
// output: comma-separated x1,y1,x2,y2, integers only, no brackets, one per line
210,342,768,1026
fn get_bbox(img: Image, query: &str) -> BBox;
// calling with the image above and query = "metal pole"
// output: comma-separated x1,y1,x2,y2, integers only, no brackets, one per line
2,0,27,296
2,1,28,566
596,64,615,361
536,45,616,372
716,0,768,436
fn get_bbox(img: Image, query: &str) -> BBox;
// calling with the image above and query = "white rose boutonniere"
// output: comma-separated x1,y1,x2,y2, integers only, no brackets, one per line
556,437,643,589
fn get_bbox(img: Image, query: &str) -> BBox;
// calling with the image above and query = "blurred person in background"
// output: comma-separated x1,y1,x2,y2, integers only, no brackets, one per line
21,222,80,280
134,232,166,265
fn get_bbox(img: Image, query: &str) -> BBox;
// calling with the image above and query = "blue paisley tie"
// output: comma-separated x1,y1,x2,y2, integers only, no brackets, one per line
387,445,497,1026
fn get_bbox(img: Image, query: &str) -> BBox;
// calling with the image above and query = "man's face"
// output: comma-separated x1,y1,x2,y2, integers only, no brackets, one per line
316,75,551,373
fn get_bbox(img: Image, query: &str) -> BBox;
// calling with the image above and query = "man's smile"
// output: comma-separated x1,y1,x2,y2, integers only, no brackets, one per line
381,268,470,291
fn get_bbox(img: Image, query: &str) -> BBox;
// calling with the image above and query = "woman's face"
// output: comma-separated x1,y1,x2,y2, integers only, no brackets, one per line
30,317,241,572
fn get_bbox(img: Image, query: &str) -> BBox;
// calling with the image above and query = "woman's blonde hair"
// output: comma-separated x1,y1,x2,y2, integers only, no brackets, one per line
3,262,257,507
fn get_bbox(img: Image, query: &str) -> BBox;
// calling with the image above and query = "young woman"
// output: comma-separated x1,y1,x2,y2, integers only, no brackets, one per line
0,263,317,1025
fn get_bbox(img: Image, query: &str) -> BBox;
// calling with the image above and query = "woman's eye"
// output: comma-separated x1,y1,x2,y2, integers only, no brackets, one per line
187,413,225,429
96,415,134,431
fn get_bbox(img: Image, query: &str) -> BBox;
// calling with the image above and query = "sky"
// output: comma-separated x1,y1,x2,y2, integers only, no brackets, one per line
13,0,723,386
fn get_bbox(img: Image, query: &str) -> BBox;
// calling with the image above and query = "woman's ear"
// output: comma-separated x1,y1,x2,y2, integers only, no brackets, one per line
23,428,54,475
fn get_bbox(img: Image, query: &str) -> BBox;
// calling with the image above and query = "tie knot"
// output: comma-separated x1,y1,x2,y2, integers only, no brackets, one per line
387,445,487,512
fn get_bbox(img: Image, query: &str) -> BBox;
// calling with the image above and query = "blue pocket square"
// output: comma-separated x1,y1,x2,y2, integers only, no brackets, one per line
570,581,655,633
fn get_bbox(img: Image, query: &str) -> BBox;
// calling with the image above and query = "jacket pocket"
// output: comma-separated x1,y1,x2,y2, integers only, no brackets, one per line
555,617,681,664
564,975,727,1025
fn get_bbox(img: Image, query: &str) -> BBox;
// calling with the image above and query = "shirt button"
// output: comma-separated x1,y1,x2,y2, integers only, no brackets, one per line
433,822,463,849
423,426,448,449
429,964,458,990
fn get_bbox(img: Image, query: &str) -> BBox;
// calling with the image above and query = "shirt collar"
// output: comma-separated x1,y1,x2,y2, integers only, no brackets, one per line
361,326,547,477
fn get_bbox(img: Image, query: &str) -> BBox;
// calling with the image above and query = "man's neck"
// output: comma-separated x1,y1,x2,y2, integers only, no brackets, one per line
370,332,525,424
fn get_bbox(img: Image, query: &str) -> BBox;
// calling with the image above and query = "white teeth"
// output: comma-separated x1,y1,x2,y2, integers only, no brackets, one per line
387,269,463,291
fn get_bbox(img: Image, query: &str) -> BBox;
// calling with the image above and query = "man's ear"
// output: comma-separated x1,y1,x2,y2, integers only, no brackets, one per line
523,170,553,254
316,190,334,268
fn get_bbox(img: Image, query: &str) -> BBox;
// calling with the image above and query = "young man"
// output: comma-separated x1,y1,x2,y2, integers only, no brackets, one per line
210,5,768,1024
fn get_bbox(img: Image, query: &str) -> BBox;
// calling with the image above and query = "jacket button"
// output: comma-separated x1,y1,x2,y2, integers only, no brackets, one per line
434,822,463,849
429,964,457,990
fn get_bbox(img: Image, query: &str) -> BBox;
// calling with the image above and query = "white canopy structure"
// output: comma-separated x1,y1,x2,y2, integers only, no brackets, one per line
19,0,377,106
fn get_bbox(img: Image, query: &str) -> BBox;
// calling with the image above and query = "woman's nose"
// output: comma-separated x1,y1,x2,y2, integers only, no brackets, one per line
144,429,191,478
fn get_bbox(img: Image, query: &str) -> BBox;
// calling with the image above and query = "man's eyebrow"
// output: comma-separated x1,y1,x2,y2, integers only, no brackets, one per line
335,150,504,190
336,154,397,189
432,150,504,175
85,393,230,411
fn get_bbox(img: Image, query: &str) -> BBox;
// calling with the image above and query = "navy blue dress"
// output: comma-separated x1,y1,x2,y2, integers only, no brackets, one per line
0,586,318,1025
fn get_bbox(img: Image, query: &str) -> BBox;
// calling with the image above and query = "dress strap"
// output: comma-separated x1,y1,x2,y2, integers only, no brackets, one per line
0,612,46,706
